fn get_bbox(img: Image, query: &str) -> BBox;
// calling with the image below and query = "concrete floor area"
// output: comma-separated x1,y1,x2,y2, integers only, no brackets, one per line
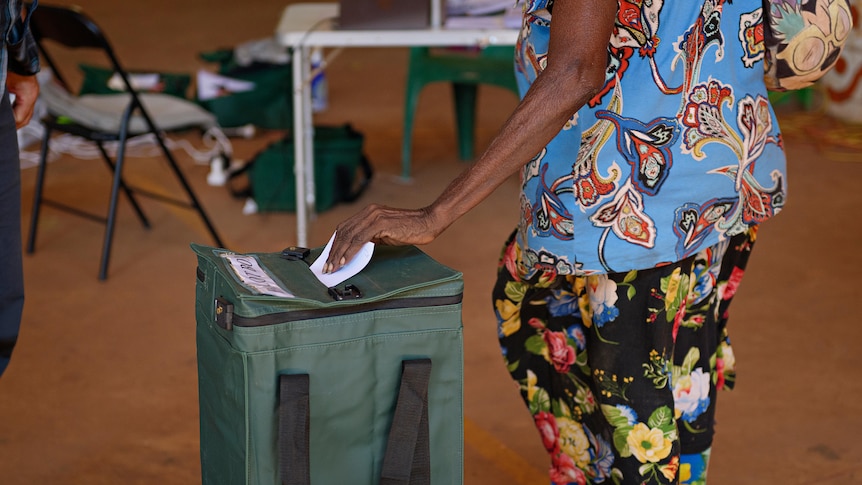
1,1,861,484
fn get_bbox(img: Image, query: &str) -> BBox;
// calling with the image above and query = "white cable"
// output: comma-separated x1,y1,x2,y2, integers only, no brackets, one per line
18,149,45,170
19,125,237,168
167,125,236,165
206,155,229,186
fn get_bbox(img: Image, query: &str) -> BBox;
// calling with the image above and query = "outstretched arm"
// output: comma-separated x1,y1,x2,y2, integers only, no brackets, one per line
324,0,617,273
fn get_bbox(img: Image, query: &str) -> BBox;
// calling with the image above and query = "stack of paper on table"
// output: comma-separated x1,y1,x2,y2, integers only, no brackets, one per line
444,0,522,29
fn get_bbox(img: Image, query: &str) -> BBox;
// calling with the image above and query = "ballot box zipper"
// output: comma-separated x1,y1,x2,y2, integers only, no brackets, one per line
213,294,463,331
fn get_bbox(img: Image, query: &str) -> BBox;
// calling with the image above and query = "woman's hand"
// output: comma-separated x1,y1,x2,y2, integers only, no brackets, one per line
323,0,616,274
323,204,445,273
5,72,39,129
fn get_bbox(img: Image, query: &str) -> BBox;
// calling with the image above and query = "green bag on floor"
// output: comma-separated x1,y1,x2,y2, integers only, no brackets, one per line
229,124,373,213
77,63,192,98
192,243,465,485
197,49,293,129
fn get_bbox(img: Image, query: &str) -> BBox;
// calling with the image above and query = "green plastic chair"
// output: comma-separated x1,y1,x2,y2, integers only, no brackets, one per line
401,45,519,179
768,86,816,110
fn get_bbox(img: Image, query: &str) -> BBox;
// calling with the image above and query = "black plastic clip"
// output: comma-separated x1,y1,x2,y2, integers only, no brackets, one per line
328,284,362,301
214,297,234,331
280,246,310,261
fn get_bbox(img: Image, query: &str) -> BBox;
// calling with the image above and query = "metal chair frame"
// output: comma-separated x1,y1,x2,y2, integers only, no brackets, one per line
26,4,224,279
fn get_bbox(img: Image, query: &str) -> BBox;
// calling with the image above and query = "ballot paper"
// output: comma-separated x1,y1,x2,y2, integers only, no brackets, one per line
196,70,256,101
309,232,375,288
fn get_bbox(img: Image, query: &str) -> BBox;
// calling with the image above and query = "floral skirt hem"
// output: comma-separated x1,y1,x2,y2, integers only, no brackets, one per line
492,227,756,484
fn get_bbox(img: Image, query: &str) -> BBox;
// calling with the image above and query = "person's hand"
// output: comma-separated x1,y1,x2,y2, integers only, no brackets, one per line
6,72,39,129
323,204,444,273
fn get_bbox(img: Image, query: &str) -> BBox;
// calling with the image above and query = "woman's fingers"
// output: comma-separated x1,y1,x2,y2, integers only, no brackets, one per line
324,205,437,273
324,204,386,273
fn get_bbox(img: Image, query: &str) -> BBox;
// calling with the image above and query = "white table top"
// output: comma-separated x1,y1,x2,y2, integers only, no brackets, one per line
276,3,519,48
274,2,520,246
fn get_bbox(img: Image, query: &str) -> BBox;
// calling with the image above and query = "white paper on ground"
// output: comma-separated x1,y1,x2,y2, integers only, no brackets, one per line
309,232,375,288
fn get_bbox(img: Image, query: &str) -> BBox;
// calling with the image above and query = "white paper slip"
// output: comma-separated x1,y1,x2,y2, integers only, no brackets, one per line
310,232,375,288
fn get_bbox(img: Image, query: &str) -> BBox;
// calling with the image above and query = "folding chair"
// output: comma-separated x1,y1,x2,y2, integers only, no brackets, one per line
26,4,225,280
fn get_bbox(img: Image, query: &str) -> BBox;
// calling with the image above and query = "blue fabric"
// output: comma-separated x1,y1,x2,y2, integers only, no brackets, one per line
680,448,711,484
1,0,40,96
513,0,787,277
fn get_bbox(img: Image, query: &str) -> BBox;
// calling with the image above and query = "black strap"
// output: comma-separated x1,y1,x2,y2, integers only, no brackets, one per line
277,359,432,485
279,374,311,485
226,156,254,199
380,359,432,485
339,154,374,203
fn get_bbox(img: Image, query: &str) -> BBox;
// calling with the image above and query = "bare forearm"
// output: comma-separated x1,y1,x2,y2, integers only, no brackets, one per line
324,0,617,272
426,0,615,231
426,64,604,231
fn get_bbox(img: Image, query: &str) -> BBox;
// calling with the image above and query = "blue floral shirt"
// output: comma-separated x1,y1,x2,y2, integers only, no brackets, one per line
513,0,786,277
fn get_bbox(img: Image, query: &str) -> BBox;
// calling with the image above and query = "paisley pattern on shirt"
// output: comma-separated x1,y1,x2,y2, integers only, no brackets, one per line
512,0,786,279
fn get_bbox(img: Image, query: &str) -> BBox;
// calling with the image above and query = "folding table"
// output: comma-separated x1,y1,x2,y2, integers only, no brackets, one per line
275,2,519,246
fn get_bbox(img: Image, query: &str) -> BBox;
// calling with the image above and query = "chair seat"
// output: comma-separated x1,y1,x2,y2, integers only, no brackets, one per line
40,81,217,135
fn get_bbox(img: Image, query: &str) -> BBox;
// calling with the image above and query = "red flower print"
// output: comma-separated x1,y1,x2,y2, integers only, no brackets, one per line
535,411,560,453
544,331,577,373
549,451,587,485
723,267,745,301
716,357,726,390
503,239,521,281
672,294,689,342
672,308,683,342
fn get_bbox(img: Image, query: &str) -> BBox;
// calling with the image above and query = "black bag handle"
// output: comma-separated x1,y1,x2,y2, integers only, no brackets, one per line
380,359,432,485
277,359,431,485
337,154,374,204
279,374,311,485
226,157,254,199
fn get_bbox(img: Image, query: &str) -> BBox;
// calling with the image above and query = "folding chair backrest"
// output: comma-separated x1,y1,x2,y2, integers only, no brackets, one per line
29,4,109,50
29,4,131,94
24,3,226,281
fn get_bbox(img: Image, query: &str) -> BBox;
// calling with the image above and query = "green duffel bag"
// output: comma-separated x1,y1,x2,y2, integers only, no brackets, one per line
197,49,293,129
228,124,373,213
192,243,464,485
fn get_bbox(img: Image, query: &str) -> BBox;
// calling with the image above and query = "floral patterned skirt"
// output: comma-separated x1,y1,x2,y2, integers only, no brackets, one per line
492,227,757,484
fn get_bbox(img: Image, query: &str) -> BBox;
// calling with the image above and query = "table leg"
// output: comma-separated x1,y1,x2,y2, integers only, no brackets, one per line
302,46,317,227
292,45,313,247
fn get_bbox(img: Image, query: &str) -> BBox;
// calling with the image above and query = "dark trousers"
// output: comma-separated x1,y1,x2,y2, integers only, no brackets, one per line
0,91,25,377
